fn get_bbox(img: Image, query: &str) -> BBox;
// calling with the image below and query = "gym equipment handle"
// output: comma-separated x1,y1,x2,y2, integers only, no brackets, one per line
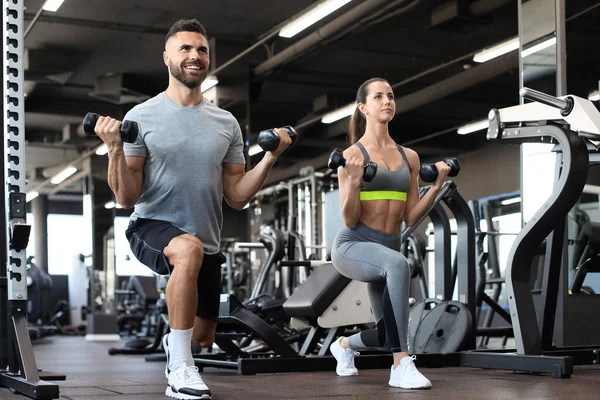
519,87,570,112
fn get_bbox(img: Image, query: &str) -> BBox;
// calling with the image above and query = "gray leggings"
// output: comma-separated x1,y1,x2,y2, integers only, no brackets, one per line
331,221,410,353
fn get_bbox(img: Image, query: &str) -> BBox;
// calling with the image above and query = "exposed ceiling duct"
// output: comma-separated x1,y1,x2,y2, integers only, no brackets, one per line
431,0,514,28
253,0,402,76
394,52,517,114
255,0,512,76
88,73,151,106
23,47,83,97
470,0,514,16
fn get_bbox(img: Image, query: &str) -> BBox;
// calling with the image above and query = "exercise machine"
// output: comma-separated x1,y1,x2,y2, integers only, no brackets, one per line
415,87,600,378
142,227,299,365
191,180,475,374
108,276,169,356
469,199,514,346
569,221,600,294
0,2,63,398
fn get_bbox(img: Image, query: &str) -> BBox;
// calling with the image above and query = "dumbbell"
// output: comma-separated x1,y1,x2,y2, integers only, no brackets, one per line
419,158,460,183
328,148,378,182
82,113,139,143
257,125,298,152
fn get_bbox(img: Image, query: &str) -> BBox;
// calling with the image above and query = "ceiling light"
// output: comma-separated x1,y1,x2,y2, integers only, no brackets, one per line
95,144,108,155
321,103,356,124
26,191,39,203
588,90,599,102
457,119,488,135
473,37,519,63
43,0,66,12
522,37,557,58
201,75,219,93
279,0,354,38
50,166,77,184
248,144,262,156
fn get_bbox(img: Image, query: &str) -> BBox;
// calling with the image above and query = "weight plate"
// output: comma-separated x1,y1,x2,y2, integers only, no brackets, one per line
412,300,471,354
408,298,443,353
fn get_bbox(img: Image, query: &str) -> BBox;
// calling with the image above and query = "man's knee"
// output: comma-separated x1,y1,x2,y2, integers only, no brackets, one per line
164,234,204,272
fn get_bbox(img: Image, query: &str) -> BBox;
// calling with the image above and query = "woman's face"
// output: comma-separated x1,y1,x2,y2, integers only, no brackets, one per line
359,80,395,123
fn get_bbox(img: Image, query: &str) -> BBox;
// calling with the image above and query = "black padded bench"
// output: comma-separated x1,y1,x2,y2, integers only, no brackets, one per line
282,262,350,324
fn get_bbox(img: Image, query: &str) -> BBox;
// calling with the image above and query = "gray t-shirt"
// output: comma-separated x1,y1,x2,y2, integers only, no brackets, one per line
123,92,246,254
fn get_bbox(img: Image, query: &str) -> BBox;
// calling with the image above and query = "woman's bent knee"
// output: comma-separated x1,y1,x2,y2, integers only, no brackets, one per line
386,254,410,274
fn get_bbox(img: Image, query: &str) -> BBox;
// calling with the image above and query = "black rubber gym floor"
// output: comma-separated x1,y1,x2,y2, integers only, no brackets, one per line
2,336,600,399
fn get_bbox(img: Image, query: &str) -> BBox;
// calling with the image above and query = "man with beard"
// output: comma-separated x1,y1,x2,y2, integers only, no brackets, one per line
93,19,291,400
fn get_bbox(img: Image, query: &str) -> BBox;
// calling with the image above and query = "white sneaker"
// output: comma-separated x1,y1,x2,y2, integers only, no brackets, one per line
162,333,170,379
330,337,359,376
389,355,432,389
166,364,212,399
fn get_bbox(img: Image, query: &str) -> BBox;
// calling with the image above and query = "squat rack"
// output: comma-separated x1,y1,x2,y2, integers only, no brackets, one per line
0,2,61,398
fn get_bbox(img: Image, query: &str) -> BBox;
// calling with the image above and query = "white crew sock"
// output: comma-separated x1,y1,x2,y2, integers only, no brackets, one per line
168,328,194,370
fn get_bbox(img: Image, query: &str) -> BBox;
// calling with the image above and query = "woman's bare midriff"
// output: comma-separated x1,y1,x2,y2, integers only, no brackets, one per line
358,199,406,234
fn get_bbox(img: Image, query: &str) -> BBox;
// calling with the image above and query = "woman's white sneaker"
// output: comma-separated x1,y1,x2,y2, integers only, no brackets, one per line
329,337,359,376
388,355,432,389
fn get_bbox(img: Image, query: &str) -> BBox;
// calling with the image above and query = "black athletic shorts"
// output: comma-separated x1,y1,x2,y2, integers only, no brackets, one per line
125,217,226,320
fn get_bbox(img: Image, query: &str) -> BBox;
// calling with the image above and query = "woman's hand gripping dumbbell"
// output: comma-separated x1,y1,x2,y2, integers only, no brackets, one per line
328,148,378,182
419,158,460,183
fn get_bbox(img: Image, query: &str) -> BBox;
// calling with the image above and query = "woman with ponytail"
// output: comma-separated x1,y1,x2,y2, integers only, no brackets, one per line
329,77,451,389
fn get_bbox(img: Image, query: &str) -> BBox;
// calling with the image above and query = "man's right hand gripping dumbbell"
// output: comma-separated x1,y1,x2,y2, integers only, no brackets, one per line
83,112,139,147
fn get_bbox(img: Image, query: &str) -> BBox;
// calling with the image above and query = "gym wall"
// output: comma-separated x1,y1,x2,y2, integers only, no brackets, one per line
444,143,521,202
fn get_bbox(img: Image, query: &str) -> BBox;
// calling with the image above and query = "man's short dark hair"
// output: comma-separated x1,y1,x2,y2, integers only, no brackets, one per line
166,19,208,43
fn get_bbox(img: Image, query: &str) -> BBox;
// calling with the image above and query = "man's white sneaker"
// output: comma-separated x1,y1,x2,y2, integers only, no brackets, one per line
388,355,432,389
329,337,359,376
162,333,171,379
166,365,212,399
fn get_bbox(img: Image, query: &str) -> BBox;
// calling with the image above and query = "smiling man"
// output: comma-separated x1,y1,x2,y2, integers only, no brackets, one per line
92,19,291,400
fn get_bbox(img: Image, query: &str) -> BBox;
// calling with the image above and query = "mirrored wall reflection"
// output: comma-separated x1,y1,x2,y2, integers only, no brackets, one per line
518,0,563,227
519,0,600,295
519,0,558,97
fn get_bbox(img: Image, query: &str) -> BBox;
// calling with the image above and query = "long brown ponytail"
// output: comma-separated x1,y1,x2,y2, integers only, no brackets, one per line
347,77,389,144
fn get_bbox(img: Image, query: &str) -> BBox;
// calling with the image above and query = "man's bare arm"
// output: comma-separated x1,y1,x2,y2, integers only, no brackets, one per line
108,146,145,209
222,153,276,210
